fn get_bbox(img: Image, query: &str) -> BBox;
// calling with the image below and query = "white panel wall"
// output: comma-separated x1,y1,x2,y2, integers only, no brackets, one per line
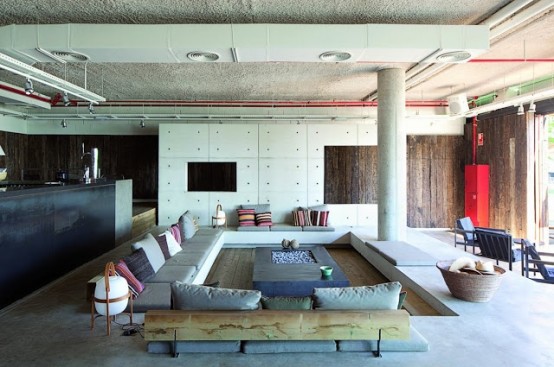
158,122,385,227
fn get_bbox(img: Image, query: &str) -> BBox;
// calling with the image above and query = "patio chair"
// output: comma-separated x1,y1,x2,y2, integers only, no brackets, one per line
454,217,505,254
474,228,522,272
522,239,554,284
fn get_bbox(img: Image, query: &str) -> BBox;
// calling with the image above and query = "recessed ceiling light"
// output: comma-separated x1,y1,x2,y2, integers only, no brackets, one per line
435,51,472,63
50,51,90,62
319,51,351,62
187,51,220,62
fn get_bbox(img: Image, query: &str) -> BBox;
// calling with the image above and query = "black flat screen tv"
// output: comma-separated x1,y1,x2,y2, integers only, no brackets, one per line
187,162,237,192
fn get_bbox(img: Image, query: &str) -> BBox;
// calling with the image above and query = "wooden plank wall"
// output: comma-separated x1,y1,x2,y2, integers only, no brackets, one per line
0,132,158,199
324,146,379,204
407,136,465,228
469,113,529,238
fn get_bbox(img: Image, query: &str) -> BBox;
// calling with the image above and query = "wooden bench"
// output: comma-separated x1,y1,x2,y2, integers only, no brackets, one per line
144,309,410,358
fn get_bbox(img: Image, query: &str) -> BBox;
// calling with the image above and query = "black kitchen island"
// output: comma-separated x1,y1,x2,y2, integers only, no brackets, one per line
0,181,116,309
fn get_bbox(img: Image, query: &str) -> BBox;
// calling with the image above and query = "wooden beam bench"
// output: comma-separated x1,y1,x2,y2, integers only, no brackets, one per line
144,309,410,358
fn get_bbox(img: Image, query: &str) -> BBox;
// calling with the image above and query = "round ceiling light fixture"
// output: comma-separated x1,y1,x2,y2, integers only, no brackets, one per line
51,51,90,62
435,51,472,63
319,51,352,62
187,51,220,62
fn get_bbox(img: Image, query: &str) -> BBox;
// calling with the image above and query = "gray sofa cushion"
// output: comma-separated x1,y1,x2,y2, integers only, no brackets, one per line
148,341,241,354
195,227,224,236
302,226,335,232
129,282,171,312
242,340,337,354
338,326,429,352
148,265,196,283
261,296,313,310
131,233,166,272
237,225,270,232
179,211,198,240
270,224,303,232
365,241,437,266
171,282,261,310
164,251,209,269
313,282,401,310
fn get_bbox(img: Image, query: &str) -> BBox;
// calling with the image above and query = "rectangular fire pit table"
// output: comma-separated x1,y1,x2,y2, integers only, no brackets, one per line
252,246,350,297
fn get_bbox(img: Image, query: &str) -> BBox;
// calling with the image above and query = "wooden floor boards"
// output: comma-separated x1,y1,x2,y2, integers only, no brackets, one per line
204,246,440,316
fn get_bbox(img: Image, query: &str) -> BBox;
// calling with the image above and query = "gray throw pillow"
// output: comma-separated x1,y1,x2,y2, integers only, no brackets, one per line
171,282,261,310
241,204,271,213
179,211,197,241
313,282,402,310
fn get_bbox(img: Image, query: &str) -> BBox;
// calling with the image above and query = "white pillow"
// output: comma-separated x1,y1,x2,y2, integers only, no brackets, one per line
131,233,165,272
161,230,182,256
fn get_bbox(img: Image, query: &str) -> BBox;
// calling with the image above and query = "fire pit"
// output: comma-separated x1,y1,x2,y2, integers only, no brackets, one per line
271,250,316,264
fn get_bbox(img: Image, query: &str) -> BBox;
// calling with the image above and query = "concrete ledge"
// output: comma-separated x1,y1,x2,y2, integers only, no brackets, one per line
365,240,437,266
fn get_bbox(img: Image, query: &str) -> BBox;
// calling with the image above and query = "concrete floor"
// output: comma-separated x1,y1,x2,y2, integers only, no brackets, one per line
0,228,553,367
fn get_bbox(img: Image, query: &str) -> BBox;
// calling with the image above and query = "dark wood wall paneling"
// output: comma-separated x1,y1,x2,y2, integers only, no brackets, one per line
466,113,529,237
324,139,465,228
324,146,379,204
0,132,158,199
407,136,465,228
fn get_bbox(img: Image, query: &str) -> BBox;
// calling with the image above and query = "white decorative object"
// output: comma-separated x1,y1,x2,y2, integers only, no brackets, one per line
290,239,300,249
91,262,131,335
212,203,227,228
281,239,290,249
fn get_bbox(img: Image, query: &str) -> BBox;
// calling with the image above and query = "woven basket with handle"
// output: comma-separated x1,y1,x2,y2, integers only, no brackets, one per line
436,260,505,302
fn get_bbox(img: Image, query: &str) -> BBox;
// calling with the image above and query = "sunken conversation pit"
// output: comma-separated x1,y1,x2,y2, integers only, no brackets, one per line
252,246,350,296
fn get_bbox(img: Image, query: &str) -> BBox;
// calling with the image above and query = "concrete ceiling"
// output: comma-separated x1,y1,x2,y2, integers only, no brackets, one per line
0,0,552,112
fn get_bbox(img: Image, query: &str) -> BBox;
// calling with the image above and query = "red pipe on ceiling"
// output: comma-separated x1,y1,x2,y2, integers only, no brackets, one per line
469,58,554,63
0,83,51,103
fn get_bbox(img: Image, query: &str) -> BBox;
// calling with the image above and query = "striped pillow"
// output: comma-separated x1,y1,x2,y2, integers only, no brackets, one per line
310,210,329,227
122,247,155,283
115,260,145,299
154,234,171,260
237,209,256,226
255,212,273,227
292,209,312,226
168,224,182,245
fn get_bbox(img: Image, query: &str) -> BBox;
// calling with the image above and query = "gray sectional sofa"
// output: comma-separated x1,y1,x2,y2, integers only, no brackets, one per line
125,227,224,312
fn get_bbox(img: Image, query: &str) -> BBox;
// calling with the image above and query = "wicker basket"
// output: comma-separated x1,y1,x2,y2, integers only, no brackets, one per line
436,260,506,302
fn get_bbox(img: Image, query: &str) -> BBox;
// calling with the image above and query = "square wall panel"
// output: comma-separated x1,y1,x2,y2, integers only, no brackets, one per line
259,158,307,193
307,190,325,207
158,157,186,193
158,191,188,225
209,124,258,158
326,204,358,226
357,204,378,226
357,124,378,145
307,124,358,158
159,124,209,158
307,158,324,194
259,124,307,158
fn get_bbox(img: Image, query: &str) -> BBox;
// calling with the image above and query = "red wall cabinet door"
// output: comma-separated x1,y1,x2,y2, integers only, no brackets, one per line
464,165,489,227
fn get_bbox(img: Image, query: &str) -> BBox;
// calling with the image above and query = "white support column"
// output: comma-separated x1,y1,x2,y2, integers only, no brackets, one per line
377,68,407,241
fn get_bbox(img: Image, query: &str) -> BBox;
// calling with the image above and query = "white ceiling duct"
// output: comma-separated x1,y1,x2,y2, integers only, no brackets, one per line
0,23,489,65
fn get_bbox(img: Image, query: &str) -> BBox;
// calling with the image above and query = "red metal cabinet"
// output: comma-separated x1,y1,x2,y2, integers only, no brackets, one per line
465,164,489,227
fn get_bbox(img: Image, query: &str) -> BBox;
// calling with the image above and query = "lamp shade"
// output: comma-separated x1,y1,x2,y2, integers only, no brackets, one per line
94,265,129,317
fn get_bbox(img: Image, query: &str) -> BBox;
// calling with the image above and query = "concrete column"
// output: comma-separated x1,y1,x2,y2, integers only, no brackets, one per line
377,68,407,241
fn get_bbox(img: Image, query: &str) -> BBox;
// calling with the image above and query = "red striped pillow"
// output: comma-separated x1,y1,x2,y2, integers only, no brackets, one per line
115,260,145,299
237,209,256,226
255,212,273,226
168,224,182,244
292,209,312,226
310,210,329,227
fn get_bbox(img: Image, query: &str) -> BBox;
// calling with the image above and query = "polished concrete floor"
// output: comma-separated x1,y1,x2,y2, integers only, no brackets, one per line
0,228,553,367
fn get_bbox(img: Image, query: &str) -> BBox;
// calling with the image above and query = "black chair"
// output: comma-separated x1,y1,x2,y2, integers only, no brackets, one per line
474,228,522,272
454,217,505,254
522,239,554,284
